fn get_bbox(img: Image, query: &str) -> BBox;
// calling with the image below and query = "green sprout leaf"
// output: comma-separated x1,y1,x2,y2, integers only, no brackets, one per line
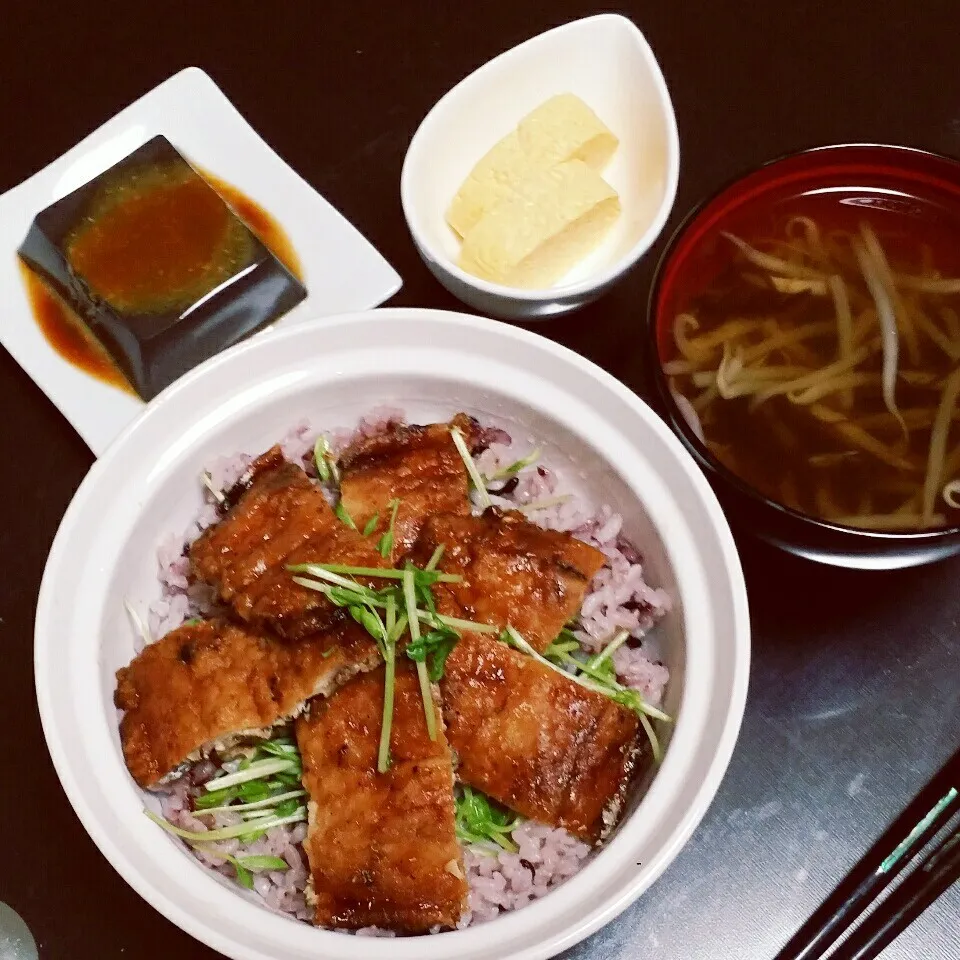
313,436,339,485
406,627,459,682
193,786,239,810
236,855,290,872
450,426,491,509
256,740,300,759
363,512,380,536
236,780,272,804
377,498,401,558
455,786,519,852
485,447,542,482
334,500,357,530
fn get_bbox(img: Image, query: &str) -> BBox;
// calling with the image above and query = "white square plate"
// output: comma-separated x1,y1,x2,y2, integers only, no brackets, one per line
0,67,402,455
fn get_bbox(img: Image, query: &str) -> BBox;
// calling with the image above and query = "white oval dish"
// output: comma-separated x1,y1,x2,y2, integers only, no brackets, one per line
35,309,747,960
401,15,680,320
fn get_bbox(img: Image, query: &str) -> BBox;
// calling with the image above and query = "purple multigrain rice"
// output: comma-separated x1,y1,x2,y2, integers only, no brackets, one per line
141,409,670,928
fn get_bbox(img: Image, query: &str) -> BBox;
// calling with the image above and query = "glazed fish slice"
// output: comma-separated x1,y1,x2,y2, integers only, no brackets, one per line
296,661,468,932
190,446,387,639
409,507,606,652
114,618,379,788
337,412,480,562
440,632,646,844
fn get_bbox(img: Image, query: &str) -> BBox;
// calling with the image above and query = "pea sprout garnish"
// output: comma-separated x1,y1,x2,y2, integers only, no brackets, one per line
406,624,459,683
484,447,543,483
199,850,291,890
585,628,632,670
201,470,226,505
288,556,499,761
145,806,306,843
455,786,519,853
378,595,398,772
502,625,668,763
144,737,308,888
334,500,357,530
313,435,340,485
203,756,301,791
288,562,462,585
124,600,152,648
376,498,401,557
450,426,491,509
404,566,438,741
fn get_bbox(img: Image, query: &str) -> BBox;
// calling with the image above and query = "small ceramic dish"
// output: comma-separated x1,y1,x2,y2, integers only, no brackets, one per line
36,308,749,960
649,143,960,569
0,67,401,455
400,15,679,321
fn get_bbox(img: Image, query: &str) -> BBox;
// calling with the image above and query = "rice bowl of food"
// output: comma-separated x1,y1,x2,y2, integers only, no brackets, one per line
35,309,749,960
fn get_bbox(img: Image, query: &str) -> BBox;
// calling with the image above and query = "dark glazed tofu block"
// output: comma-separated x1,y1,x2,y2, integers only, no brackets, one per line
17,135,306,400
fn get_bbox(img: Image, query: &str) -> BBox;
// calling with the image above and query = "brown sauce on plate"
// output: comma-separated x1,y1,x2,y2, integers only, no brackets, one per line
203,173,303,280
21,172,301,392
18,262,134,394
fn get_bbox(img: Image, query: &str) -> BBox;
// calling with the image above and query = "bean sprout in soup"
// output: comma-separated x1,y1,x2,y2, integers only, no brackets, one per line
665,210,960,532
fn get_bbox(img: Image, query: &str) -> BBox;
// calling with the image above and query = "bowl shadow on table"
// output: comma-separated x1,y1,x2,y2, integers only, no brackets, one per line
739,527,960,710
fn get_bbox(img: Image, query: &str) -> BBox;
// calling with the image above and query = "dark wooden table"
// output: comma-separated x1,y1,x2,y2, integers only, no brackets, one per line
1,2,958,958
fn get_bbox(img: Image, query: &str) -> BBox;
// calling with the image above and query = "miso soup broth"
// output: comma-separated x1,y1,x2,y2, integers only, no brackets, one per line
665,203,960,532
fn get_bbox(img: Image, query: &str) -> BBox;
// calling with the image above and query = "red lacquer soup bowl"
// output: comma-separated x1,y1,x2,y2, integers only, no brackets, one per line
648,144,960,569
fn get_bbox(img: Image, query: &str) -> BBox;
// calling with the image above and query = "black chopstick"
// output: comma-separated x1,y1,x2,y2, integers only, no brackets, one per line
829,820,960,960
775,745,960,960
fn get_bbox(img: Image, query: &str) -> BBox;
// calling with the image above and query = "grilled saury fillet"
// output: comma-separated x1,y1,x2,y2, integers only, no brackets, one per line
410,507,606,652
337,413,479,562
296,661,467,932
441,631,645,843
115,618,379,788
190,446,387,639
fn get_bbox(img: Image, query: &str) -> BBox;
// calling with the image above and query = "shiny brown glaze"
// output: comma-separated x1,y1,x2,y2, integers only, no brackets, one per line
297,661,467,932
337,413,478,561
64,163,252,315
441,632,645,843
190,447,387,639
409,507,605,651
114,618,379,788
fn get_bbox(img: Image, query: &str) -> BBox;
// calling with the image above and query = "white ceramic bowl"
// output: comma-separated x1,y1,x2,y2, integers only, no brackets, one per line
400,15,680,320
35,309,748,960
